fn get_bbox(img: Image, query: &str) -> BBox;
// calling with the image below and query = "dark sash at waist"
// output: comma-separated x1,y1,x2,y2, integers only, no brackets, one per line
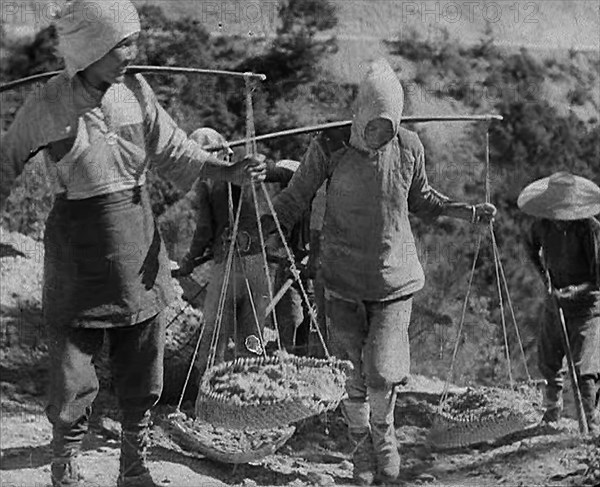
44,186,175,328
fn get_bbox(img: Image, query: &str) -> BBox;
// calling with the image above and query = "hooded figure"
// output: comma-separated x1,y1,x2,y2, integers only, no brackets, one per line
349,58,404,153
264,58,496,484
0,2,264,486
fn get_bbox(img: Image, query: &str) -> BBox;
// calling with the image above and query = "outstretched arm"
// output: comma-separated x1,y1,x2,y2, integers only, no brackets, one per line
136,75,263,190
267,137,331,231
439,201,497,224
407,141,496,225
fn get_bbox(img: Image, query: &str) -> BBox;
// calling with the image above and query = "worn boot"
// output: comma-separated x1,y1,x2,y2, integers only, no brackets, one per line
580,376,600,436
349,428,377,486
50,417,87,487
118,415,157,487
541,383,563,423
370,422,400,484
369,387,400,484
343,399,376,485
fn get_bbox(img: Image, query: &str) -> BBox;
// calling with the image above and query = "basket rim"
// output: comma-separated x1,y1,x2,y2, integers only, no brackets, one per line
434,386,542,423
433,408,541,424
198,354,352,407
427,413,541,448
196,386,346,412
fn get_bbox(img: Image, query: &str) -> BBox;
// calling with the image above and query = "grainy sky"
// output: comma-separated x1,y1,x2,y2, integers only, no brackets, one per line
2,0,599,82
2,1,598,49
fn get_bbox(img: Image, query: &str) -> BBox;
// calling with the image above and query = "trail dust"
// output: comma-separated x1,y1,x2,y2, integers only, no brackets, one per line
1,228,599,487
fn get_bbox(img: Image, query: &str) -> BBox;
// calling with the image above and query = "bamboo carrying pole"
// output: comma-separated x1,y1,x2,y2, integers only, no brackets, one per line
0,65,267,93
209,115,504,151
0,66,503,148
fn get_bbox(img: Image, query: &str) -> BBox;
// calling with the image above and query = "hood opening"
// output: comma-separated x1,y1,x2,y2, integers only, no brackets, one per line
349,58,404,153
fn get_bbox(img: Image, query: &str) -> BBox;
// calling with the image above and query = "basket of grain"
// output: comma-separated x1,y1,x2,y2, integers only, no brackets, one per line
427,386,543,448
195,353,353,430
161,410,295,464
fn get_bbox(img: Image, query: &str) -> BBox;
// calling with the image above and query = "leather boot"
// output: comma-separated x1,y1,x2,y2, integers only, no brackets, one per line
343,399,376,486
369,387,400,484
541,383,563,423
50,416,87,487
118,413,158,487
580,376,600,435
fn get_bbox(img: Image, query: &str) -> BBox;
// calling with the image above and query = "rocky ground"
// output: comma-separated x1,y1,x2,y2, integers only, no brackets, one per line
1,228,599,487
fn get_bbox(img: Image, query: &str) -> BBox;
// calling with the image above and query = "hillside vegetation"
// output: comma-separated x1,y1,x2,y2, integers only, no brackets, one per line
0,1,599,388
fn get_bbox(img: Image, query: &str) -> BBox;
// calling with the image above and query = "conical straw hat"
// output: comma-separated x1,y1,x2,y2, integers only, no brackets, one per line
517,172,600,220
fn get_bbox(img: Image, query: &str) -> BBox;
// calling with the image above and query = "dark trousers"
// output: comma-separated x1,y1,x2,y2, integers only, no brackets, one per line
275,269,329,357
538,298,600,390
326,292,412,397
275,269,309,356
196,255,274,376
46,313,166,429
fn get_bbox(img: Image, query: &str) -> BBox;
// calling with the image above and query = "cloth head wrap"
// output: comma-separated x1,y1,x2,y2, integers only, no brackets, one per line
55,0,141,77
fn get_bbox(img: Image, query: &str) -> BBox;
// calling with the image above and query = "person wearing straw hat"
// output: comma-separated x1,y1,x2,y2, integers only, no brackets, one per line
0,1,266,485
519,171,600,435
261,58,497,485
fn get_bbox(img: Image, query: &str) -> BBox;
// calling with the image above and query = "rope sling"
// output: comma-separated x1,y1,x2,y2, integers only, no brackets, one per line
428,123,542,449
152,87,535,449
2,60,555,458
192,75,350,431
172,98,538,444
164,71,306,464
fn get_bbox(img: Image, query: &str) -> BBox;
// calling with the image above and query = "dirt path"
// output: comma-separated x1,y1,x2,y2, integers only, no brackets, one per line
2,386,599,487
1,229,599,486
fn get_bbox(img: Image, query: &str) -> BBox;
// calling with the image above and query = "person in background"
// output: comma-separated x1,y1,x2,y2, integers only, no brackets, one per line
259,159,329,358
269,159,313,357
519,172,600,436
275,179,330,358
0,2,265,486
307,180,329,357
177,130,295,376
262,58,497,485
176,129,236,278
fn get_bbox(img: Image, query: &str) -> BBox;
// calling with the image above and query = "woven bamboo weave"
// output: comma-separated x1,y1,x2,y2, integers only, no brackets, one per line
427,386,542,448
161,412,295,464
195,354,352,430
428,409,541,448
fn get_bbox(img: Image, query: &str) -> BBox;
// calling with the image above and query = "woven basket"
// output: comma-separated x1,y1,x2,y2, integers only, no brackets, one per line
161,411,295,464
428,409,541,448
195,354,352,430
427,386,542,449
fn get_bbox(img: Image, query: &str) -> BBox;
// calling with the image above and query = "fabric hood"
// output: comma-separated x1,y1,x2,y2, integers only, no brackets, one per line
55,0,141,77
349,58,404,152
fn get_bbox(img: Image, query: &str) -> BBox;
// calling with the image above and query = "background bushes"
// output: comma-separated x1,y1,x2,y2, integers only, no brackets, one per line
1,1,598,386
